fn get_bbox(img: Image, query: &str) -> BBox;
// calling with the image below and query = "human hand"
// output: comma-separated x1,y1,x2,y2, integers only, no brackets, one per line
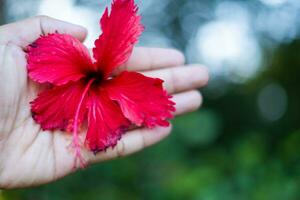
0,16,209,189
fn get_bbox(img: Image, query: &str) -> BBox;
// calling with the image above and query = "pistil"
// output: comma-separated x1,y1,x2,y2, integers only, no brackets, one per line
72,78,95,168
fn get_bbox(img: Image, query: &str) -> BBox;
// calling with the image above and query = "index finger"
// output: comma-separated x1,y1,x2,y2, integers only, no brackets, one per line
112,47,185,74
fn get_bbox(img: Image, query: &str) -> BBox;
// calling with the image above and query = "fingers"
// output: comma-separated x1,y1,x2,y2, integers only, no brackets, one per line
112,47,185,74
86,64,206,164
172,90,202,115
0,16,87,48
88,126,172,163
87,90,202,163
143,65,209,94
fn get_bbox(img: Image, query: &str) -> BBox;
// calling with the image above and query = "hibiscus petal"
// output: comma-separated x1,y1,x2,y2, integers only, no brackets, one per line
85,88,130,153
31,82,87,131
27,33,94,86
93,0,144,77
106,71,176,128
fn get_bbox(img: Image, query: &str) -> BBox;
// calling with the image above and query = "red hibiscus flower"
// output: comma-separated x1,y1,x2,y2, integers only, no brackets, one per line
26,0,175,166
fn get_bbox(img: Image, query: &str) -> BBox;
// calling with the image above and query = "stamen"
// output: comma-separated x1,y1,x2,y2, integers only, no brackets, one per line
72,78,95,168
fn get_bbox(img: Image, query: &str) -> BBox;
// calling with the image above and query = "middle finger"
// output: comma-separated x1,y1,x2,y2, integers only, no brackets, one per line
142,65,209,94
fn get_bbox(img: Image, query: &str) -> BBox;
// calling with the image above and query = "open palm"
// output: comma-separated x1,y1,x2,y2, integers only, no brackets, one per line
0,16,209,189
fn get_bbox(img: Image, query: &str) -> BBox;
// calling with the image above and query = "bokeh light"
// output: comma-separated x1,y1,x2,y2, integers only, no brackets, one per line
257,82,288,121
260,0,288,6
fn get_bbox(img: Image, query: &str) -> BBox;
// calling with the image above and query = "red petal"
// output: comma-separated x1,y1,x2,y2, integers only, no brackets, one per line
93,0,144,77
106,71,175,128
27,33,94,86
85,88,130,153
31,82,87,131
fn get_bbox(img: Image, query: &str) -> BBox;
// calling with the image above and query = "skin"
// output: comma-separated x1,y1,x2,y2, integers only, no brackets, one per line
0,16,209,189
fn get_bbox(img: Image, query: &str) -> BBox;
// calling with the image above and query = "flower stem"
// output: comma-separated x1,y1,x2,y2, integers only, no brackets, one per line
72,78,95,168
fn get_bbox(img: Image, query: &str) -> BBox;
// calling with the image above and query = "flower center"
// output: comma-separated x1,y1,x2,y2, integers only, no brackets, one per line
85,70,105,85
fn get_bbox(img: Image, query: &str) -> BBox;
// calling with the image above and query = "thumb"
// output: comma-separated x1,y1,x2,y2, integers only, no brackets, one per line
0,16,88,48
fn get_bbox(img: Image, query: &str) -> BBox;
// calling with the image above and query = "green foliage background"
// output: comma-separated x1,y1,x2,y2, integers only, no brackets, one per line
1,0,300,199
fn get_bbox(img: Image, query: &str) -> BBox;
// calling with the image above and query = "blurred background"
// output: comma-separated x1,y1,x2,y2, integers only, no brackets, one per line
1,0,300,199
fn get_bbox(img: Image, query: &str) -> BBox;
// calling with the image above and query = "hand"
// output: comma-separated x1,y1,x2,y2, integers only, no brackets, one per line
0,16,209,189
